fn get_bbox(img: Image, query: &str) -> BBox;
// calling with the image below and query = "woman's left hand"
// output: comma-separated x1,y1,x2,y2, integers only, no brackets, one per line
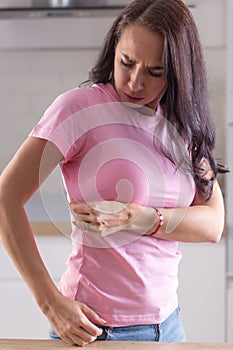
69,200,158,236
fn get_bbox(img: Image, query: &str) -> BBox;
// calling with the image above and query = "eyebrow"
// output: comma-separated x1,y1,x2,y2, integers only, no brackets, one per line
120,52,164,71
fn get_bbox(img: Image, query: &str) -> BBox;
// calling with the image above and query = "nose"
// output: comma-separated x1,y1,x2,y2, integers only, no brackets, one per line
128,70,144,92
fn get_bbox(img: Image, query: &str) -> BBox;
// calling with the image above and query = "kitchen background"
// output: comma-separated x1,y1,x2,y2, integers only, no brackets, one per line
0,0,232,343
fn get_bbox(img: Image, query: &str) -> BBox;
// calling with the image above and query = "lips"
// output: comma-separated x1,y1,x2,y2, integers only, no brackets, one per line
123,92,144,103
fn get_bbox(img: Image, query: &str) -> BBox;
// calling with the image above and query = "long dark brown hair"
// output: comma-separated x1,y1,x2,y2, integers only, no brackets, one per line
88,0,228,199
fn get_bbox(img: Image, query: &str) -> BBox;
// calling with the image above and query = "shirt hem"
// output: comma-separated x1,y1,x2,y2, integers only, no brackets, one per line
95,304,178,327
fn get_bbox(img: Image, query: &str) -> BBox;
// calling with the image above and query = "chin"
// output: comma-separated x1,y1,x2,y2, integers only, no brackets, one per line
145,102,158,110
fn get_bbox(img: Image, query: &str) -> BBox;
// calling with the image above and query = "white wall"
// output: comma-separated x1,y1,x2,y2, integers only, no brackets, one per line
0,235,71,339
0,48,99,171
178,241,226,342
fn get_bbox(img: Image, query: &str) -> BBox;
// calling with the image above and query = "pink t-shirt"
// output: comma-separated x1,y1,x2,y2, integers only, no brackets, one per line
30,83,195,325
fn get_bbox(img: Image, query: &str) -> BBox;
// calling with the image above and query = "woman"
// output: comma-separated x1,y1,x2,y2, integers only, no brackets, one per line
0,0,226,346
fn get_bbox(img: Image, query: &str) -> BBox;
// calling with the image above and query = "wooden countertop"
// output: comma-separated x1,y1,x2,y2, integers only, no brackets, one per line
0,340,233,350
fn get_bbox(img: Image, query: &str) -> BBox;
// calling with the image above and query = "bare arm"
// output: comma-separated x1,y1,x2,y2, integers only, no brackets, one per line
70,181,225,243
154,180,225,242
0,136,105,346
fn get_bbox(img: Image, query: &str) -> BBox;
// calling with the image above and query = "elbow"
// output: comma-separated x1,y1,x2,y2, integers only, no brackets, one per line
206,205,225,244
206,223,224,244
208,233,222,244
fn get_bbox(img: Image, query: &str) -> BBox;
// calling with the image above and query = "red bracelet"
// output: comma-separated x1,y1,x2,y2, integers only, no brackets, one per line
152,208,164,235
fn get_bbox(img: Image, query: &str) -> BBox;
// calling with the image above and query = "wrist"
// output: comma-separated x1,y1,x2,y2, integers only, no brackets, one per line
152,208,164,235
146,208,164,236
35,282,61,314
127,205,162,236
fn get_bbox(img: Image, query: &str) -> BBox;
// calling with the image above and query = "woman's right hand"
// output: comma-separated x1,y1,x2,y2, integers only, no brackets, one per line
43,291,106,347
0,137,104,347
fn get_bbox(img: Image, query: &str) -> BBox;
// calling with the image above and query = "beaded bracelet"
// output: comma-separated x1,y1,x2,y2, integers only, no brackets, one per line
152,208,164,235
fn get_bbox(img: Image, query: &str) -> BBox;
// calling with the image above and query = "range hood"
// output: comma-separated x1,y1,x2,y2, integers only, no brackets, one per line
0,0,132,19
0,0,197,19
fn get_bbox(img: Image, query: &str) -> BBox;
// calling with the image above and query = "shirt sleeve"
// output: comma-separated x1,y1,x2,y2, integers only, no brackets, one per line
30,87,89,162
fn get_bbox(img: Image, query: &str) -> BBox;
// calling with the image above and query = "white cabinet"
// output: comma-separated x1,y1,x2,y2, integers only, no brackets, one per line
178,240,226,342
0,281,49,339
0,16,116,49
0,235,71,339
226,278,233,342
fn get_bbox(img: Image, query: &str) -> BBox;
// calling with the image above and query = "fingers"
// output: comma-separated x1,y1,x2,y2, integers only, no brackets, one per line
54,319,100,347
97,210,130,222
51,300,106,347
63,304,105,347
70,201,100,226
81,303,106,326
70,201,90,214
70,200,150,238
70,202,93,220
70,200,132,230
72,217,99,229
62,330,97,347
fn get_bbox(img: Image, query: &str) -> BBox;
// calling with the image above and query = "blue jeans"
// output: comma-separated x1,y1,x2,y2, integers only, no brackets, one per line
49,307,185,342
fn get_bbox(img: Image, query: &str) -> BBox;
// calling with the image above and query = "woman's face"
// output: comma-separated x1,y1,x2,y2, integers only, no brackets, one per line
113,24,167,110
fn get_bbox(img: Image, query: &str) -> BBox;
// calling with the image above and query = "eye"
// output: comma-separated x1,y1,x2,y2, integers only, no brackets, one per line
120,59,134,68
148,70,163,78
